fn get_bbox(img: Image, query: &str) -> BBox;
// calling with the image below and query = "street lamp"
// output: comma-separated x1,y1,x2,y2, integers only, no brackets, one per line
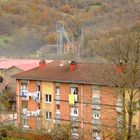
12,103,16,125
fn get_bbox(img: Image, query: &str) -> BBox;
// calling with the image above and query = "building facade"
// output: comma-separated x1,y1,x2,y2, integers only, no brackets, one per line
15,60,140,139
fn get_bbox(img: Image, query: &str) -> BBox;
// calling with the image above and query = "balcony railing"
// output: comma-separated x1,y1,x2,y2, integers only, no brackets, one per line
20,90,40,102
22,108,41,117
92,119,100,125
56,95,60,104
70,115,78,122
56,112,61,119
55,112,61,124
92,104,100,110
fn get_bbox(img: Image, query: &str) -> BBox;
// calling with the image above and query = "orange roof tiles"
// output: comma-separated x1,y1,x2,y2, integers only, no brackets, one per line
14,61,140,87
14,61,117,85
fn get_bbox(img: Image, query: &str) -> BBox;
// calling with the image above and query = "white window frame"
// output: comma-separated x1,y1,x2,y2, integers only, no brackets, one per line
71,86,78,102
37,85,40,91
22,117,29,128
56,86,60,95
92,86,100,110
116,96,122,112
93,110,100,119
21,83,28,98
71,107,78,116
46,111,52,120
56,105,60,113
45,94,52,103
21,82,28,90
71,87,78,95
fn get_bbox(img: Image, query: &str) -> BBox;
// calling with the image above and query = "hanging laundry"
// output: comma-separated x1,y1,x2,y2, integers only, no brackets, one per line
69,94,75,106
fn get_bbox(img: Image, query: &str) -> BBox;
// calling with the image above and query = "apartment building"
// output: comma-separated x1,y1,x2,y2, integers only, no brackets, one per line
14,60,140,139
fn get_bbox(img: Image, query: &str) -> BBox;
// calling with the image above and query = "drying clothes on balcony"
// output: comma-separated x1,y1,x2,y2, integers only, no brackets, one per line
69,94,75,106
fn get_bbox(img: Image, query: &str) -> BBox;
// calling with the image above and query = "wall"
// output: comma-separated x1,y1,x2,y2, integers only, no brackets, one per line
28,80,38,129
4,67,23,92
42,81,54,128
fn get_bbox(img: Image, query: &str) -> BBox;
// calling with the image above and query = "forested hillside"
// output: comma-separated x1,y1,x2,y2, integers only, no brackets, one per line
0,0,139,60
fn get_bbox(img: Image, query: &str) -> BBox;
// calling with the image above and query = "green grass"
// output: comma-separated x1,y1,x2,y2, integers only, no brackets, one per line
0,36,14,46
1,0,10,3
88,2,102,11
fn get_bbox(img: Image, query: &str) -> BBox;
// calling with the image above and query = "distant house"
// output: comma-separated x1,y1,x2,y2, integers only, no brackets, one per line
3,66,23,92
0,59,52,92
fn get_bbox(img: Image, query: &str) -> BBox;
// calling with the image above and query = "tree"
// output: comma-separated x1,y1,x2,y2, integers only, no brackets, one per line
97,25,140,140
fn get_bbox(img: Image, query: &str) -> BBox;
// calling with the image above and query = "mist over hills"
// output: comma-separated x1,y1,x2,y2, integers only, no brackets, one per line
0,0,139,60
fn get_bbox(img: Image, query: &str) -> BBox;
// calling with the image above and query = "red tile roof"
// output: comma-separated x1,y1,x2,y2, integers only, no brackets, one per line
15,61,140,87
14,61,124,86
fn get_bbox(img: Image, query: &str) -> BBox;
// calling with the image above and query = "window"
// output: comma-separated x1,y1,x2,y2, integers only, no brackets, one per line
46,112,52,120
21,83,28,97
92,131,100,140
92,96,100,110
117,114,122,128
56,105,60,113
22,117,28,128
21,82,28,90
36,92,40,101
56,123,60,127
71,86,78,102
71,128,79,139
92,87,100,110
116,96,122,112
37,85,40,91
38,103,41,109
93,110,100,119
56,86,60,95
45,94,52,103
92,97,100,104
71,107,78,116
71,87,78,95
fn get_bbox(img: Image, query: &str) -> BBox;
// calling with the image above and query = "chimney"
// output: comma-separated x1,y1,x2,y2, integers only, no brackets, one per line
115,60,123,74
70,61,76,71
115,66,123,74
39,60,46,70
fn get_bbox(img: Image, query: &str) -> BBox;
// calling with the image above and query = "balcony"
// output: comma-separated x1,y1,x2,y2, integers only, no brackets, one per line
92,119,100,125
20,90,29,101
92,125,100,131
92,104,100,110
70,115,78,127
70,115,78,122
116,102,122,112
55,112,61,124
74,94,78,102
22,109,41,117
56,95,60,104
92,97,100,110
20,90,40,102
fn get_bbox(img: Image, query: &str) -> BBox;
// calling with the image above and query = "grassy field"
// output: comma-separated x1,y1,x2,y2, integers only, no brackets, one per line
0,36,14,46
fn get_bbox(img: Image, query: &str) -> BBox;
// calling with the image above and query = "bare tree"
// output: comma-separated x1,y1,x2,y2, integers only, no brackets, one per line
97,25,140,140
